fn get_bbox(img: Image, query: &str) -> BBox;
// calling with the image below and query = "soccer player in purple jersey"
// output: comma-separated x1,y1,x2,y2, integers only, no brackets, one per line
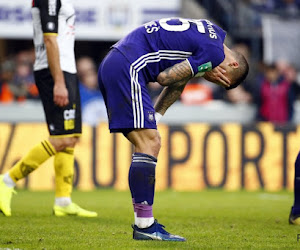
98,18,249,241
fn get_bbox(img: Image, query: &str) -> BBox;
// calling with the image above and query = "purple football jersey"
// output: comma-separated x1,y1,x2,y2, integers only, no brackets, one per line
113,18,226,82
99,18,227,131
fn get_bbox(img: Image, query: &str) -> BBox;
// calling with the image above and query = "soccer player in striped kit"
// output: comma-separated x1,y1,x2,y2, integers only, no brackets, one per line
98,18,249,241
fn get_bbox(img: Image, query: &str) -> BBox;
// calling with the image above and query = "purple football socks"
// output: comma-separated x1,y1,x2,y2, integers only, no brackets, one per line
129,153,157,226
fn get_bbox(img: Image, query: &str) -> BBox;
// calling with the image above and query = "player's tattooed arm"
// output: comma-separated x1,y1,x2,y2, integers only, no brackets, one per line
156,60,192,86
154,78,189,116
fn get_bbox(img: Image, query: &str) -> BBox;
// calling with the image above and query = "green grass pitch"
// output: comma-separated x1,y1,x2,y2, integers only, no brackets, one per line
0,189,299,249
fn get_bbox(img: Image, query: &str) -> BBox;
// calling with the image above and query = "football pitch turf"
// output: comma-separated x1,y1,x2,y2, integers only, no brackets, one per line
0,189,299,249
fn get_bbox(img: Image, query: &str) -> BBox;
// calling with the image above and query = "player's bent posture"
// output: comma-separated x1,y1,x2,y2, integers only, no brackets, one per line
0,0,97,217
98,18,249,241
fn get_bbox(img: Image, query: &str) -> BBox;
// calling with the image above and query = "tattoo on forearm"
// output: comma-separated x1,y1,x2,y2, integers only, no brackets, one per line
172,63,191,79
157,61,192,86
154,79,188,115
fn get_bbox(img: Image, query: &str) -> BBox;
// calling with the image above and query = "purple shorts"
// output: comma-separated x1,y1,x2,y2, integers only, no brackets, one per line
98,48,157,133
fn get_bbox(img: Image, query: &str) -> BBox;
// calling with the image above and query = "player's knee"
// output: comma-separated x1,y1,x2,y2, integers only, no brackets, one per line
153,133,161,151
65,137,79,148
127,129,161,157
49,137,79,152
147,132,161,157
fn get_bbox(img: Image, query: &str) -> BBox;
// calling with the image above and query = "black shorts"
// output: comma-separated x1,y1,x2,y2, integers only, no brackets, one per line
34,68,82,137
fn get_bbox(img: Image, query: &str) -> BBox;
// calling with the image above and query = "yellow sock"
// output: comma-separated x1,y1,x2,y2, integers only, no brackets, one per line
54,147,74,198
9,140,56,182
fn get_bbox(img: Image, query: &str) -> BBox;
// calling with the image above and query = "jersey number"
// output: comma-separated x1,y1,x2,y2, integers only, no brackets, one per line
145,18,217,39
159,18,205,33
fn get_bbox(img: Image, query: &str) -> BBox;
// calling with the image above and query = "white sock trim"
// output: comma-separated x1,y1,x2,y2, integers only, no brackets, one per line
135,217,155,228
55,197,72,207
3,173,16,188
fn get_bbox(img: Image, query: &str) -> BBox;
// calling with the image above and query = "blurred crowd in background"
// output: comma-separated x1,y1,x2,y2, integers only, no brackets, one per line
0,49,107,125
0,0,300,125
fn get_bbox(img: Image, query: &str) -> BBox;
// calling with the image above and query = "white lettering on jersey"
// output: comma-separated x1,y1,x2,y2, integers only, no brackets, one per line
49,0,57,16
148,18,218,40
205,20,217,39
144,21,159,34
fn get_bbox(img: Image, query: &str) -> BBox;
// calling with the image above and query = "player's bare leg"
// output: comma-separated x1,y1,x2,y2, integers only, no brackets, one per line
126,129,185,241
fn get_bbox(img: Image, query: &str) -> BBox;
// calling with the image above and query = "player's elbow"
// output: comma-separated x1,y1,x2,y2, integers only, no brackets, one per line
43,35,57,46
156,73,170,86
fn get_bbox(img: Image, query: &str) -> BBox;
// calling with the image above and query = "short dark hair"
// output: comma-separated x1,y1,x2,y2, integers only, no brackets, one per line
225,51,249,90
